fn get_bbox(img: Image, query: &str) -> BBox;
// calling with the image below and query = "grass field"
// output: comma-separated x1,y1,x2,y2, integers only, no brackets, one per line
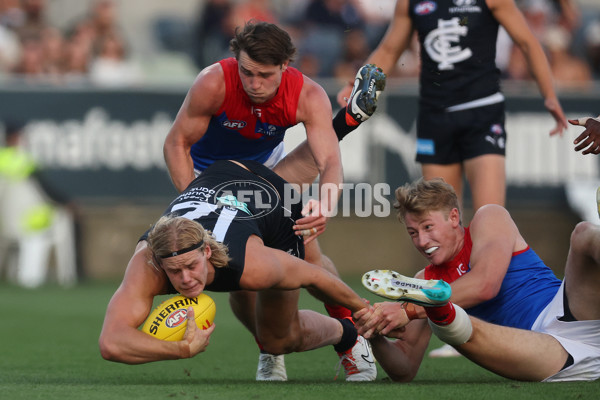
0,280,598,400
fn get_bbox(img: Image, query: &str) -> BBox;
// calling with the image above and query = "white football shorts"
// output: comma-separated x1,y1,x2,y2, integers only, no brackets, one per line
531,280,600,382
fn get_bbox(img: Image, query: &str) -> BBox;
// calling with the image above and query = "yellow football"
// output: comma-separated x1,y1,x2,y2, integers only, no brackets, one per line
141,293,215,341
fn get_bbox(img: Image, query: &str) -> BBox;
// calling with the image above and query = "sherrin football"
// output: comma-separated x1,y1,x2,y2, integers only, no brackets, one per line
141,293,215,341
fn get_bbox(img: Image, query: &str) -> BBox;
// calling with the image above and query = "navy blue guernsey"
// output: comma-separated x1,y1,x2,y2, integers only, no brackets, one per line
409,0,501,109
143,160,304,292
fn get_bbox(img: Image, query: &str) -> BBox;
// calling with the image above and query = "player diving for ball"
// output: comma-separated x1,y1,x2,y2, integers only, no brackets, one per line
99,160,377,381
161,20,385,380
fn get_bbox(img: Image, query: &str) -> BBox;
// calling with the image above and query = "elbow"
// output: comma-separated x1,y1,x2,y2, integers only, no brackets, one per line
98,334,121,362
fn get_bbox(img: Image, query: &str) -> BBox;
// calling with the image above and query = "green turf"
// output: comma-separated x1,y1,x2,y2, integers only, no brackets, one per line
0,281,598,400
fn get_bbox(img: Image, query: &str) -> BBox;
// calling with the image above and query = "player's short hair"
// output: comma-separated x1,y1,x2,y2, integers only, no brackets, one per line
229,20,296,65
394,178,461,224
147,215,230,269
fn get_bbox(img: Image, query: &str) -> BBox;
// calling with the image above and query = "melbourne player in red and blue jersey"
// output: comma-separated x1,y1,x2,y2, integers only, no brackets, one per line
189,57,303,172
164,22,343,242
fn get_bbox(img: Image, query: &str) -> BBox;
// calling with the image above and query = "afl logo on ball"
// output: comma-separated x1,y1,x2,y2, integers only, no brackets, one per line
166,309,188,328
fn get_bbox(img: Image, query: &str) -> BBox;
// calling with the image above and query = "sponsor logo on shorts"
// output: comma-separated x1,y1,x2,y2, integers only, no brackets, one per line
490,124,504,135
416,138,435,155
415,1,437,15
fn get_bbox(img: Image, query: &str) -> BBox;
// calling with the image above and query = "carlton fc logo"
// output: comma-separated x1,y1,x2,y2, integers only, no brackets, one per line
222,120,247,129
415,1,437,15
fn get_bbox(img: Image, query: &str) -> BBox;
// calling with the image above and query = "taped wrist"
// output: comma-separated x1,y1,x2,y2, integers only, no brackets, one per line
427,304,472,346
402,302,419,320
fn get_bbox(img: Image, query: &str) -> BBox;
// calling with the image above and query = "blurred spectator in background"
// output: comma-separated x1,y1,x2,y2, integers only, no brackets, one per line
89,32,141,86
191,0,234,69
0,120,80,287
353,0,395,49
583,19,600,79
0,0,21,74
297,0,364,77
543,25,591,89
40,26,64,78
15,0,48,41
333,28,369,80
230,0,278,27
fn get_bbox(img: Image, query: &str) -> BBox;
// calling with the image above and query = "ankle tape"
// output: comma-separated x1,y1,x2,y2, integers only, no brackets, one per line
428,304,472,346
333,318,358,353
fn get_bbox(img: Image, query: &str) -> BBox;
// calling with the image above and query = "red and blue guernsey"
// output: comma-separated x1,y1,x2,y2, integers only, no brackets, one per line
424,227,562,330
190,57,304,171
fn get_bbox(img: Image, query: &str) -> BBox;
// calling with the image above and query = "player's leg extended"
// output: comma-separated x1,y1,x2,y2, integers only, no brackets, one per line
422,163,465,210
230,290,288,381
464,154,506,210
229,290,257,335
563,221,600,320
453,316,569,381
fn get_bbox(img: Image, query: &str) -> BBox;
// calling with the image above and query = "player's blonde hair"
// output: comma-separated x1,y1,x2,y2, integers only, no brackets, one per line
147,215,230,268
394,178,461,224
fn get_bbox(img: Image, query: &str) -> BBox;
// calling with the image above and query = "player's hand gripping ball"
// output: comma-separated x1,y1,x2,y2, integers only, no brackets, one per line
141,294,215,341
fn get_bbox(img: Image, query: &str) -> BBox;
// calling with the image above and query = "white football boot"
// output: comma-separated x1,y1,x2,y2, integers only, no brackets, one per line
362,269,451,306
336,335,377,381
256,353,287,381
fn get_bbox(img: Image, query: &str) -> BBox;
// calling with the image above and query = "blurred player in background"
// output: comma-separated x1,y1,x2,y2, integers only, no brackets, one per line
337,0,567,213
354,177,600,382
99,159,376,382
162,20,385,380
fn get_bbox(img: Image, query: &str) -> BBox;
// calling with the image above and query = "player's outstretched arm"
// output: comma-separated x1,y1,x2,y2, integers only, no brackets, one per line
490,0,567,136
99,242,214,364
240,237,367,313
294,77,342,243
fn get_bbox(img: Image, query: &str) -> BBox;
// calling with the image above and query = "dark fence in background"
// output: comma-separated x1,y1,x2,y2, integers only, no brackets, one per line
1,82,599,208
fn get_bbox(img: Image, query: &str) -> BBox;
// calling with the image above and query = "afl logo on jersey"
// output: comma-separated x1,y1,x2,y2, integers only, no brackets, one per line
415,1,437,15
222,120,247,130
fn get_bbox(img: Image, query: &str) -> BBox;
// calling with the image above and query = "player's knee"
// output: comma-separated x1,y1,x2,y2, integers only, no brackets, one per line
257,331,302,355
570,221,595,252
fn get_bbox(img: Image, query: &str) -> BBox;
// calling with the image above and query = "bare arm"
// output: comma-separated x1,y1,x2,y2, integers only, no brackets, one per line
98,241,214,364
337,0,414,106
359,315,431,382
449,205,527,308
489,0,567,136
294,77,343,243
240,236,367,312
164,64,225,192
